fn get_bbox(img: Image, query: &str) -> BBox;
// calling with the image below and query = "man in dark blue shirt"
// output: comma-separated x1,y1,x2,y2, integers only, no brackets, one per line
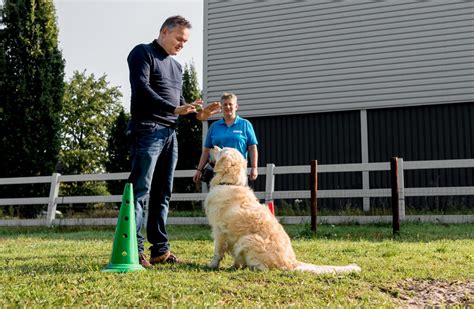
127,15,220,268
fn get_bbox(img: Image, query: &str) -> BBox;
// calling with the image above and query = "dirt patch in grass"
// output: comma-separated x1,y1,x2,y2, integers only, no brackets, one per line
389,279,473,307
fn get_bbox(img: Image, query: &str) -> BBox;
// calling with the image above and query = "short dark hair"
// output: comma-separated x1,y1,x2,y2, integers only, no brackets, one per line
221,92,237,103
160,15,192,32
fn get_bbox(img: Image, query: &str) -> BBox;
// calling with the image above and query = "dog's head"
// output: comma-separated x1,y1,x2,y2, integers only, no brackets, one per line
209,146,248,187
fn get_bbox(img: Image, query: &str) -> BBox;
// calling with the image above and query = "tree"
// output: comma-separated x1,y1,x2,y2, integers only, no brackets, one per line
0,6,5,137
176,62,202,170
60,70,122,174
105,108,131,195
174,62,202,212
0,0,65,217
59,70,122,202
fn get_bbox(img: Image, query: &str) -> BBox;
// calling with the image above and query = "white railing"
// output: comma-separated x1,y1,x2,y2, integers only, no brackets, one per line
1,158,473,226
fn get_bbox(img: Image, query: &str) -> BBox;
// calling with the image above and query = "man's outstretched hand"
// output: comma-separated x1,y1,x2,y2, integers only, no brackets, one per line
174,100,222,120
195,100,222,121
174,103,199,115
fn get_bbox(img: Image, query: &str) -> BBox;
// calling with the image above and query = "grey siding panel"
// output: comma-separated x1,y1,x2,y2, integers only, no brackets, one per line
207,51,473,77
207,39,472,65
208,57,472,81
208,10,471,41
208,24,472,53
204,0,474,117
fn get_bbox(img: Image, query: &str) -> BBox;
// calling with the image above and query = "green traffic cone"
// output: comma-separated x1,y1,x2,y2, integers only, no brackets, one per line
102,183,145,272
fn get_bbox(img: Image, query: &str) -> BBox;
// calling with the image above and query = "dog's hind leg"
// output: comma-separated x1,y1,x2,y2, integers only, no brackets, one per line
232,258,245,269
245,256,268,271
233,236,268,271
231,247,246,269
231,253,245,269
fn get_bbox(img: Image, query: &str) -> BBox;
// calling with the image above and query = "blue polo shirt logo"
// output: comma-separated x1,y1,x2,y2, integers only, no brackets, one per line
233,130,243,134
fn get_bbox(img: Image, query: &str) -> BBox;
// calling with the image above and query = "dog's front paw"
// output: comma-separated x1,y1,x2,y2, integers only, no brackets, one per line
208,254,222,269
208,260,220,269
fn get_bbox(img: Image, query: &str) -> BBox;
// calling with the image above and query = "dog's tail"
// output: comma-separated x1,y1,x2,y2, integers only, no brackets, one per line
294,262,361,274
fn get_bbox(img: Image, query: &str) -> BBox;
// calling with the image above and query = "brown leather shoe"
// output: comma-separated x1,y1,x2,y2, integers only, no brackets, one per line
150,251,183,265
138,253,153,269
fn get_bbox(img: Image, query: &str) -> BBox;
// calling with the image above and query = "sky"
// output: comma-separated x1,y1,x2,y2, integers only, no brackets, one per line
54,0,204,111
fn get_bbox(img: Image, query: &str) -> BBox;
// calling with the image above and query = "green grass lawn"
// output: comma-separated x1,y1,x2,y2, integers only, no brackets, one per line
0,223,473,307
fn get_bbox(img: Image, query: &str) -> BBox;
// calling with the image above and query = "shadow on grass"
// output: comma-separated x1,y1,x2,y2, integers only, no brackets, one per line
2,252,108,262
2,255,226,276
151,261,215,272
0,226,116,240
2,253,110,275
151,261,287,274
0,225,214,241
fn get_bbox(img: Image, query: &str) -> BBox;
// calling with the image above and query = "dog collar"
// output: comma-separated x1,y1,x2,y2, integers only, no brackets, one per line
218,182,239,186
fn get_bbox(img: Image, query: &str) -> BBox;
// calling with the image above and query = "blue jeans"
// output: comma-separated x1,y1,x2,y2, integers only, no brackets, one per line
127,121,178,257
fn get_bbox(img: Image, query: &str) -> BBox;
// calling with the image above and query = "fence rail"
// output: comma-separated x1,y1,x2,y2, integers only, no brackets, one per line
1,158,473,226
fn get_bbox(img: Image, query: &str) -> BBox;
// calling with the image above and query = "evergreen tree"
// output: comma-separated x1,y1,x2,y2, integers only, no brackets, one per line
0,6,5,140
105,108,131,195
174,62,202,212
0,0,65,217
176,62,202,170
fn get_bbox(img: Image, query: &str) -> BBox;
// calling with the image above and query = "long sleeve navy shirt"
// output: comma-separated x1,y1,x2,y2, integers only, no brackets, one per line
127,40,185,128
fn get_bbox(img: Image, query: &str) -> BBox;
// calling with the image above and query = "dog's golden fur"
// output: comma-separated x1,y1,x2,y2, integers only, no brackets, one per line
204,147,361,274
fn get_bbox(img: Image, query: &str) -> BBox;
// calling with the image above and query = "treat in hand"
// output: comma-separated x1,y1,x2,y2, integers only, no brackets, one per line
192,99,204,113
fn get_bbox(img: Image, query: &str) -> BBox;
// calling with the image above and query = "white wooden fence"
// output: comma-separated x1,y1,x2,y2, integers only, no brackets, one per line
1,158,473,226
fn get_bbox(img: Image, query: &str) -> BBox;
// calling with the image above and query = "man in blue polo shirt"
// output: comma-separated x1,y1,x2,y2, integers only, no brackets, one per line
193,93,259,183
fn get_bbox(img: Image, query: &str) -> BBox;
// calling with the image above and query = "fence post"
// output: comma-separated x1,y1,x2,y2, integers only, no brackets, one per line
360,109,370,212
390,157,400,235
362,173,370,212
46,173,61,226
310,160,318,232
397,158,405,219
265,163,275,214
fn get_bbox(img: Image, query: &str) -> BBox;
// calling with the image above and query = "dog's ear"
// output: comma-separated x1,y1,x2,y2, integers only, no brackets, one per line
210,146,222,162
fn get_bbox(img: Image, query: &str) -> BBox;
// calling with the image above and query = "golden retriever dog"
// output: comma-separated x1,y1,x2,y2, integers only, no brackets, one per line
204,146,361,274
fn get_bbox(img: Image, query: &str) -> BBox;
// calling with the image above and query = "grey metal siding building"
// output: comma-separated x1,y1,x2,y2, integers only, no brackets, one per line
203,0,474,212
